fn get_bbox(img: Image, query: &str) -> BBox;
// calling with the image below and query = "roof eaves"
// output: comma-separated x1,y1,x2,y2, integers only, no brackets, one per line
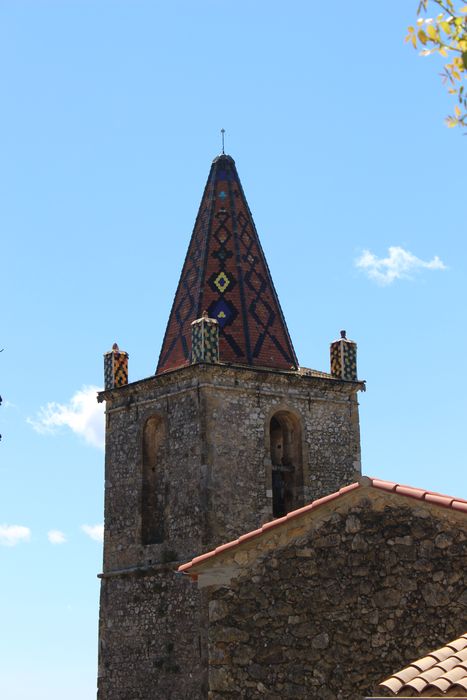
178,477,467,577
177,481,361,575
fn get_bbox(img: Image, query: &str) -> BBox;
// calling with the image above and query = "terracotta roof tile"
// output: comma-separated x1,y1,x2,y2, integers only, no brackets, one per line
178,477,467,576
382,677,405,694
418,668,445,683
450,500,467,513
238,528,263,542
437,656,464,672
430,646,457,663
261,519,282,532
334,481,361,496
307,491,345,509
448,638,467,652
429,677,451,692
424,492,454,507
393,667,421,684
380,634,467,696
369,478,398,493
412,657,438,672
394,484,426,500
443,666,467,683
405,677,429,692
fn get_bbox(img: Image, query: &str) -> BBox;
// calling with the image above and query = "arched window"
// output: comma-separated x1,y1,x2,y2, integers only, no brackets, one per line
142,416,166,545
269,411,303,518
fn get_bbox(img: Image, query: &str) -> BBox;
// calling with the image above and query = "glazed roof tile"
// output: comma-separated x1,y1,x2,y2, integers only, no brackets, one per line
156,154,298,374
178,477,467,575
380,634,467,696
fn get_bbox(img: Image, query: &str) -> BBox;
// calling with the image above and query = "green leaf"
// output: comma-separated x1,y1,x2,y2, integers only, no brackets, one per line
462,51,467,70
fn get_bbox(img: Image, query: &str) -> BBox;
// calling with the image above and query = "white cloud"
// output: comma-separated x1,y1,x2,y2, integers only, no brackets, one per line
355,246,447,286
48,529,66,545
81,523,104,542
0,524,31,547
28,385,105,449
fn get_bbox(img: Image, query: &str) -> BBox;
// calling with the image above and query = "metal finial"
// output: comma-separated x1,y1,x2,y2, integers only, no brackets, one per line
221,128,225,154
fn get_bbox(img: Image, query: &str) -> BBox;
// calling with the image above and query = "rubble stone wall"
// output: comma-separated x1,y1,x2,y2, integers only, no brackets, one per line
205,495,467,700
98,565,207,700
98,363,362,699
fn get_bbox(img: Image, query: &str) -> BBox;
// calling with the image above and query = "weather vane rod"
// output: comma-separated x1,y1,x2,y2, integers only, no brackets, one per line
221,128,225,154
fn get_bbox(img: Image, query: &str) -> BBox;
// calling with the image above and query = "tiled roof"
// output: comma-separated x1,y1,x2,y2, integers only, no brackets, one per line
156,154,298,374
379,634,467,696
178,476,467,575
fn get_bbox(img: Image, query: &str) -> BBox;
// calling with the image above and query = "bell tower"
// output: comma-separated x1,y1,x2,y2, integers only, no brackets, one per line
97,154,364,700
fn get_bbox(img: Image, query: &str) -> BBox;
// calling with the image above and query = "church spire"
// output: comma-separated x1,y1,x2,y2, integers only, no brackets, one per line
156,154,298,374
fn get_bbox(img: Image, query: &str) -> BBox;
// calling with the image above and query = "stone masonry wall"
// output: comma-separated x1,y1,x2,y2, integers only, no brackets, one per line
98,363,362,700
204,495,467,700
98,565,207,700
100,363,361,571
202,366,361,544
102,374,204,572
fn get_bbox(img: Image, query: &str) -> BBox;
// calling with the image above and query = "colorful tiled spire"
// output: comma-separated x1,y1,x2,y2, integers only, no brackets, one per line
156,155,298,374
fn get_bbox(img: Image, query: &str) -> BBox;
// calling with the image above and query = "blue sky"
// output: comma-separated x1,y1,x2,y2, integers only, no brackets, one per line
1,2,466,698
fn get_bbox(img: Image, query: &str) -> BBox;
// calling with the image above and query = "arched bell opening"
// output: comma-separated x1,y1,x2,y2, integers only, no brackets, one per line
269,411,303,518
141,415,166,545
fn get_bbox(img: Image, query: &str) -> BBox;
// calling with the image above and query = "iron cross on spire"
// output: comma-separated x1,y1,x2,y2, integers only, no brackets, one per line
221,128,225,154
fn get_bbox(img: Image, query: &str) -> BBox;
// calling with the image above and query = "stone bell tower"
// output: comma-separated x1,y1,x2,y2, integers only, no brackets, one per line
97,154,364,700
